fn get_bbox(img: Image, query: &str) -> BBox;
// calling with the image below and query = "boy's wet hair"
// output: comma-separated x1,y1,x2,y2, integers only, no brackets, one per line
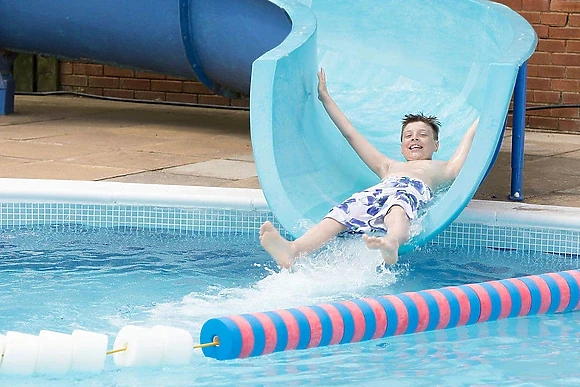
401,112,441,140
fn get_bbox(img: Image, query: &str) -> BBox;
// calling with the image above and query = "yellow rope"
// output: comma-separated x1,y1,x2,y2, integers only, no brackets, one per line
193,336,220,349
106,347,128,355
105,336,220,356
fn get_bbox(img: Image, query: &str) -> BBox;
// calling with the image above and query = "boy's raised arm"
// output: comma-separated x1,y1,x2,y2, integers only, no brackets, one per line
317,68,394,178
444,117,479,179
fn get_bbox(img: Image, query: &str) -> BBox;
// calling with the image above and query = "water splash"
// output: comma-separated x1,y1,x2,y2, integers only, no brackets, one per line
149,237,406,333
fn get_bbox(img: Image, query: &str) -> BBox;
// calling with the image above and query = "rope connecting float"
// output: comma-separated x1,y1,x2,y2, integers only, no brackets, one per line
0,325,218,376
200,269,580,360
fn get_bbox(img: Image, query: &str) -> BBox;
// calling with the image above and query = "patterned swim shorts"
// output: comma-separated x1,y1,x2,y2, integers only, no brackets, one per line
324,176,433,233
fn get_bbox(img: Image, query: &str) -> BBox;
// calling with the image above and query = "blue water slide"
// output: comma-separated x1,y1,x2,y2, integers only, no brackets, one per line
0,0,291,103
251,0,537,253
0,0,537,255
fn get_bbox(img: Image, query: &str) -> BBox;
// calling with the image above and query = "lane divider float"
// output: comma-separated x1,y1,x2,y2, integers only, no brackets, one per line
200,269,580,360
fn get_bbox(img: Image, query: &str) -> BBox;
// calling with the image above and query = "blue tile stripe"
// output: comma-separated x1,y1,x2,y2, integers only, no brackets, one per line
0,204,579,255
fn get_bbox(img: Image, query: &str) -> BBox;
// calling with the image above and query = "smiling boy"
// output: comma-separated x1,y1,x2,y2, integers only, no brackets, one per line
260,68,478,269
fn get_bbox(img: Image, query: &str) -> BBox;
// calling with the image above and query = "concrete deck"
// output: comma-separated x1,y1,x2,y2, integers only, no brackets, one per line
1,95,580,208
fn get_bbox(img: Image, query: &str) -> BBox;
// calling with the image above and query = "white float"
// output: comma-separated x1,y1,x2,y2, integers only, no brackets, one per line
71,330,109,373
0,331,40,375
152,325,194,366
113,325,165,367
35,330,74,374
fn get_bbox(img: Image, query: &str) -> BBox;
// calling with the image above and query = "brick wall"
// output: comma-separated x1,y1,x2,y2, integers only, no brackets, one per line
59,61,250,108
59,1,579,131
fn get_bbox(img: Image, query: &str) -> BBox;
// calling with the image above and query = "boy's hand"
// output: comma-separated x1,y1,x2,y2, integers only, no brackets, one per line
317,68,330,101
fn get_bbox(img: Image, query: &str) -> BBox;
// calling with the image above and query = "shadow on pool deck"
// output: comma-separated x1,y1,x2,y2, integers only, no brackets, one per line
2,95,580,208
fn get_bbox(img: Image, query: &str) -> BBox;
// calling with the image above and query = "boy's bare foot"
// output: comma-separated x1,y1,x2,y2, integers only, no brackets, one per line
259,221,296,269
362,234,399,265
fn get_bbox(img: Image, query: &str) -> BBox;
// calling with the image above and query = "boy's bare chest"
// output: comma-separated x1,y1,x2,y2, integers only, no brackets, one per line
384,160,447,187
389,160,444,174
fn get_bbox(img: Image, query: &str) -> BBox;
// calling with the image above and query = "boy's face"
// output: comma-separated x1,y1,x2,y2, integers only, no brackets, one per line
400,122,439,161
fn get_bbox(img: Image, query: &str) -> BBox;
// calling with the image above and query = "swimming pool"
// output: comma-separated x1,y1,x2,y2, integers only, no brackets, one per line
0,179,579,385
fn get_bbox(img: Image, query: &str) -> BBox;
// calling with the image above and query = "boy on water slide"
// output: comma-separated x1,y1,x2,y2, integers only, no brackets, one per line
261,68,478,268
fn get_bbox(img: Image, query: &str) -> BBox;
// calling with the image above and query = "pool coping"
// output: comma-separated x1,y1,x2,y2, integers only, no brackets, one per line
0,178,579,231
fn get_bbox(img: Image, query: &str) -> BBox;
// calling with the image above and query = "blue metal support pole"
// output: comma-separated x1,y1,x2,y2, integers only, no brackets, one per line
510,61,527,201
0,50,17,115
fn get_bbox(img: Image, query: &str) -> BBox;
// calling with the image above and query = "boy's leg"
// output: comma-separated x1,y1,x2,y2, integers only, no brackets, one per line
362,206,410,264
260,218,346,269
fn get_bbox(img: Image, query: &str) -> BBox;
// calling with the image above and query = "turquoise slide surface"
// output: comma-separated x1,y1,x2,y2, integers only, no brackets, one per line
251,0,537,253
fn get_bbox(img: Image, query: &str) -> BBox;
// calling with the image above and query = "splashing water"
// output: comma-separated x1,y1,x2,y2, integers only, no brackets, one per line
149,236,407,334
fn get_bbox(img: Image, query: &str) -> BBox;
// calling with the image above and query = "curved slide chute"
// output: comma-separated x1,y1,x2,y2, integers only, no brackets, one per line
0,0,537,253
251,0,537,253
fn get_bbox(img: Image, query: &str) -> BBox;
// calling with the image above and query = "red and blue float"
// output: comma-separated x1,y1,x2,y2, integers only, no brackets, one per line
200,270,580,360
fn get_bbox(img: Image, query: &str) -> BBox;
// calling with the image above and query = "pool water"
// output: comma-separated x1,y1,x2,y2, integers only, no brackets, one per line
1,225,579,386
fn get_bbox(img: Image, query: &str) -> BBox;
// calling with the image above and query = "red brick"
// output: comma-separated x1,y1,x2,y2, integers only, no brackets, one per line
570,14,580,26
183,81,212,94
528,77,552,90
528,65,566,78
534,90,562,103
198,95,230,106
568,66,580,79
166,93,198,104
563,91,580,104
526,90,534,102
529,108,552,117
529,116,560,130
151,80,183,93
533,24,550,38
523,0,550,11
120,78,150,90
528,51,552,64
73,63,103,76
540,12,568,26
89,76,119,88
166,76,186,81
521,11,541,24
496,0,522,11
567,40,580,52
80,88,104,96
231,98,250,108
527,64,539,77
551,0,580,12
552,52,580,65
134,91,165,101
552,79,580,91
60,61,73,75
60,74,88,87
559,119,580,132
134,71,166,80
103,88,134,99
104,66,134,78
549,27,580,39
537,39,566,52
551,108,580,118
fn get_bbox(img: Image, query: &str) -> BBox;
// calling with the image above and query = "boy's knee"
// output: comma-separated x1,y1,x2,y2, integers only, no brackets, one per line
386,205,407,218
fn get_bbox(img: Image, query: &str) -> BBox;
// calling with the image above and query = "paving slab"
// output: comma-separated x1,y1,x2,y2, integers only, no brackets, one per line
65,150,202,171
0,160,135,180
105,171,238,186
164,159,257,179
